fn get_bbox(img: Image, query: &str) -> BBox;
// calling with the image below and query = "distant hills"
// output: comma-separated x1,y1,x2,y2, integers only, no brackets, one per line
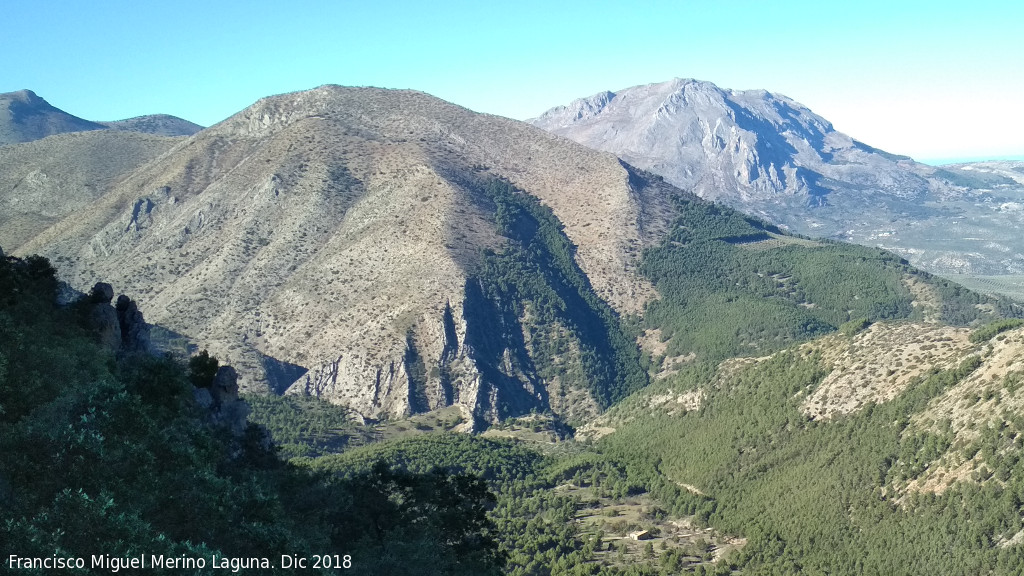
99,114,204,137
0,130,182,249
0,89,202,145
531,78,1024,276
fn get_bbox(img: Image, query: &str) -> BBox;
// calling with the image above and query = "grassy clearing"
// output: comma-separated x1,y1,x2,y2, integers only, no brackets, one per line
556,482,741,572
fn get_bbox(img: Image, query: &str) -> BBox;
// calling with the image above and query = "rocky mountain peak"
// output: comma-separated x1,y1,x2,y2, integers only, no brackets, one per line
6,89,45,105
537,90,616,125
531,78,1024,277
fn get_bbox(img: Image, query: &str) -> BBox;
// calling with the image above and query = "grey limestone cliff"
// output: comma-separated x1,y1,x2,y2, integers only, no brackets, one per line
531,78,1024,276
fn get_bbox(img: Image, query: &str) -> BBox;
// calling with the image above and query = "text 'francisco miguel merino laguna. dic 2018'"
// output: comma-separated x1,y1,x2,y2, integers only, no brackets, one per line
7,554,352,572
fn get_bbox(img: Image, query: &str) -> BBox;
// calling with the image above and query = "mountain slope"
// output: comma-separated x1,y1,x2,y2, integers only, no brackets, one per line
0,89,204,145
0,130,183,250
0,255,503,575
591,319,1024,573
531,78,1024,276
0,89,106,145
13,85,675,426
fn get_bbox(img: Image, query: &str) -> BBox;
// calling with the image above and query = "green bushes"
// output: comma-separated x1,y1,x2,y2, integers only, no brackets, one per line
245,393,357,457
969,318,1024,343
840,317,872,336
187,348,218,388
0,252,504,575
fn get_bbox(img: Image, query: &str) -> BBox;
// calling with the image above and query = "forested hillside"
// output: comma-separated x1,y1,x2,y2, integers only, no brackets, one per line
278,322,1024,575
594,320,1024,574
8,244,1024,575
637,188,1018,366
0,251,503,575
467,178,648,420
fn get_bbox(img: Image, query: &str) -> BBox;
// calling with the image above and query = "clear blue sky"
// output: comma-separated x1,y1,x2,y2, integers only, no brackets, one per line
3,0,1021,163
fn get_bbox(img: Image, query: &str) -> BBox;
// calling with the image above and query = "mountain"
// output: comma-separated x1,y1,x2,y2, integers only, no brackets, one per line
940,159,1024,184
6,209,1024,576
7,85,1014,429
531,78,1024,277
0,89,107,145
0,89,204,145
99,114,204,136
10,85,677,426
7,85,1024,574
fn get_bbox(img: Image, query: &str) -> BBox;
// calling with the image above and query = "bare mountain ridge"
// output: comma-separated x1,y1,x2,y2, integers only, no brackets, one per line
532,78,1024,276
531,78,937,204
15,85,675,426
0,89,203,145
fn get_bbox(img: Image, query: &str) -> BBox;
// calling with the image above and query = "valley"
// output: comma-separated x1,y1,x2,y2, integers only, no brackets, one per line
2,83,1024,575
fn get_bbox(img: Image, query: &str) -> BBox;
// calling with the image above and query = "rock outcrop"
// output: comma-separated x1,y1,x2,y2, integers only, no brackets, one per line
83,282,152,354
115,294,151,353
78,278,253,437
194,365,251,437
87,282,121,351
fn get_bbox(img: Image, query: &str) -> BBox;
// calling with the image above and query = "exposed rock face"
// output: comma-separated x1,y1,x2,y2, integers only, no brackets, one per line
87,282,121,351
531,78,946,207
115,294,151,353
83,282,153,353
192,365,251,437
531,78,1024,276
211,366,249,434
12,86,677,425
